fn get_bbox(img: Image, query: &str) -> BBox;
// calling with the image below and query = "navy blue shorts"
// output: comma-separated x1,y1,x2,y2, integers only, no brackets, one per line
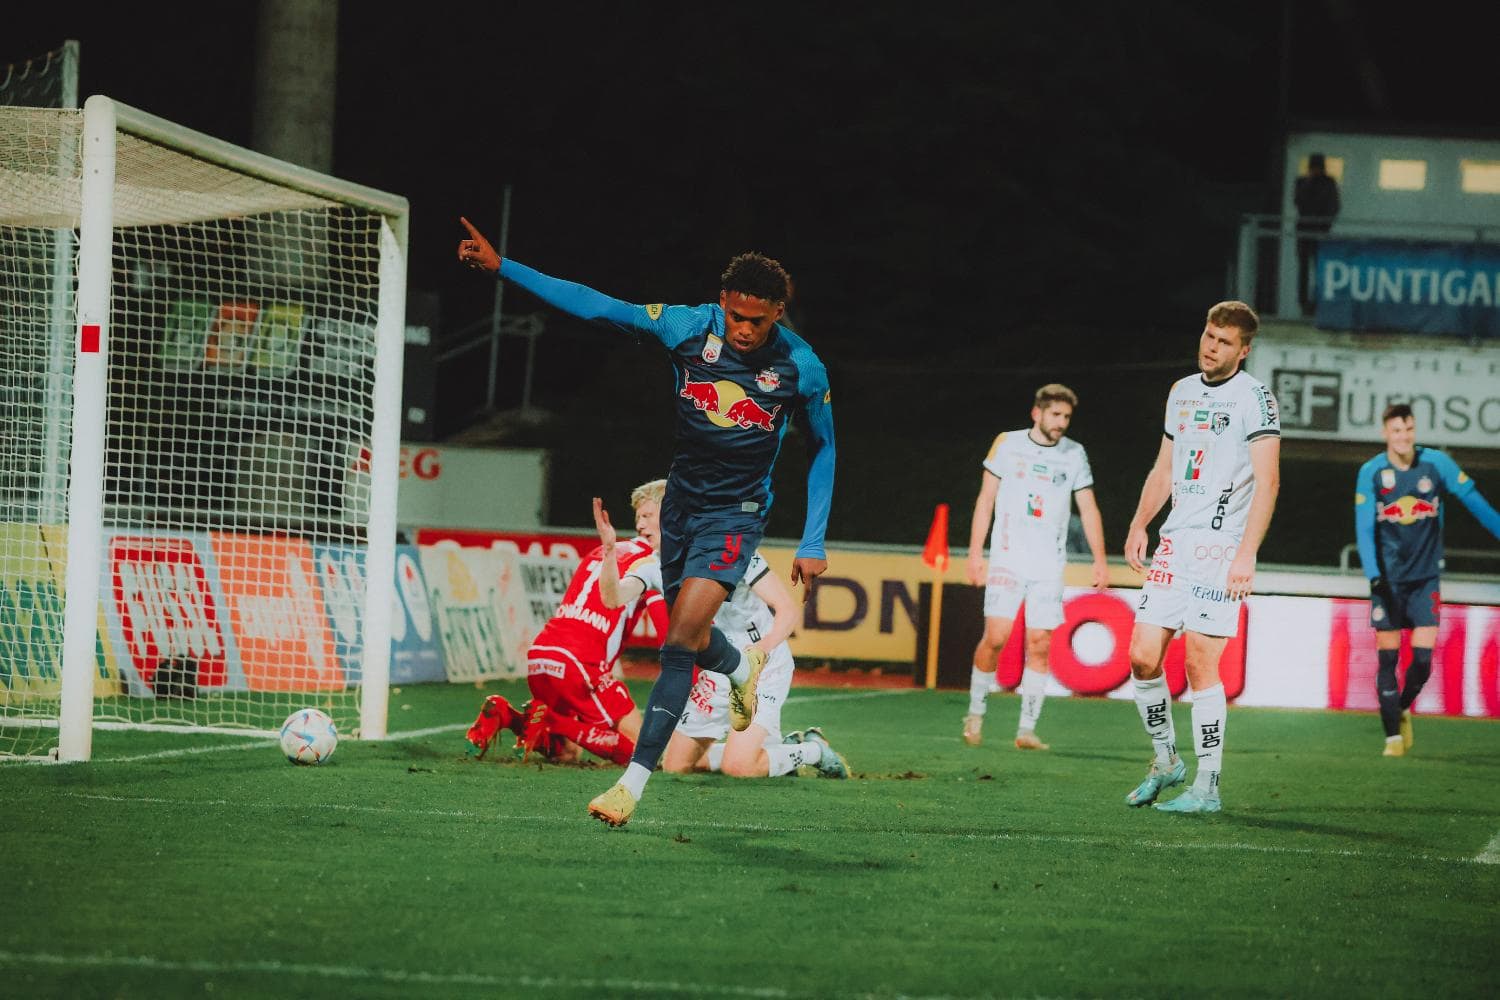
1370,575,1441,631
659,495,764,607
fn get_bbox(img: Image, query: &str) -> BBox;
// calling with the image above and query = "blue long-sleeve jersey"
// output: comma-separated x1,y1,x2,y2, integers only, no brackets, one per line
1354,446,1500,582
498,259,836,560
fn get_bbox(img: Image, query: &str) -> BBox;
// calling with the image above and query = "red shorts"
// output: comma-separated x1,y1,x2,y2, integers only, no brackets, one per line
526,643,636,727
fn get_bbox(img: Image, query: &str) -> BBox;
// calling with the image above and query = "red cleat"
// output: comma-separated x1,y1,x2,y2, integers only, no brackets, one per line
465,695,518,759
517,699,553,762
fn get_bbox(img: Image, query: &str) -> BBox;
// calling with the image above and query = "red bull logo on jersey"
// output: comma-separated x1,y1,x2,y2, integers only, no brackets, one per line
1183,449,1206,480
1377,495,1440,525
755,367,781,392
679,377,782,432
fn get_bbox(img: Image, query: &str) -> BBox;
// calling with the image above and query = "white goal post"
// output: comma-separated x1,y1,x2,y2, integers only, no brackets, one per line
0,95,407,760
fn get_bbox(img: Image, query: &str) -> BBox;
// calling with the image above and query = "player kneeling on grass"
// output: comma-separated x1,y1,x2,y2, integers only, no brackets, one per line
661,549,848,780
465,482,669,765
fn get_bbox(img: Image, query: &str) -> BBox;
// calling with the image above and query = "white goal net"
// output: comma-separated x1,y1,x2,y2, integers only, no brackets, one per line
0,97,406,760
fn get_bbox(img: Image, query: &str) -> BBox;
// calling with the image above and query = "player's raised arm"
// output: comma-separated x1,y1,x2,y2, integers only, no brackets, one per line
456,218,692,344
457,216,501,273
1124,436,1174,572
594,497,645,609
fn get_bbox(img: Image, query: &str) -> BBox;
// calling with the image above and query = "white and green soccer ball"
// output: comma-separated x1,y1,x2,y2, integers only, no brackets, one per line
280,708,338,765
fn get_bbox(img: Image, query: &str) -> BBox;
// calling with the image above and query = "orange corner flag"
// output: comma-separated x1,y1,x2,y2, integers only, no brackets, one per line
922,503,950,572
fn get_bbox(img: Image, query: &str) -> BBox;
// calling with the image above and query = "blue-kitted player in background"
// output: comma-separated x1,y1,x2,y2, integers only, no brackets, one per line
459,218,835,826
1354,403,1500,756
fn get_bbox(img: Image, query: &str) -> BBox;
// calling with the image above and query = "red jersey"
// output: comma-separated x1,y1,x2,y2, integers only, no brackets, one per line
529,538,664,686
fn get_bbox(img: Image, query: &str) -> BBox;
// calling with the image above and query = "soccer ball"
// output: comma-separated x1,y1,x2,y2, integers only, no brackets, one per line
280,708,338,765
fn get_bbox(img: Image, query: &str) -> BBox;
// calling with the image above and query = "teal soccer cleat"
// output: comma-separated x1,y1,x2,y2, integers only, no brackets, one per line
1125,755,1186,807
1153,786,1222,814
800,726,850,779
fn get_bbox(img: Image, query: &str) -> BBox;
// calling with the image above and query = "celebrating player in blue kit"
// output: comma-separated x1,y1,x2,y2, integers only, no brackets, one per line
458,219,835,827
1354,403,1500,757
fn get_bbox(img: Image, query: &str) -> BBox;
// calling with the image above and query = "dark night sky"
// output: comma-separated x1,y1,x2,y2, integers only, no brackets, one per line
9,2,1495,355
8,3,1498,551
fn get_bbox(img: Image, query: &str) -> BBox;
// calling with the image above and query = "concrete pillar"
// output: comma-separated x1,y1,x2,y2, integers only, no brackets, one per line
252,0,339,172
250,0,340,290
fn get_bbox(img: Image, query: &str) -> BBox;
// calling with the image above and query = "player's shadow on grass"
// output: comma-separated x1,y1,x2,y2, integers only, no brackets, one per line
1215,811,1431,847
684,828,916,875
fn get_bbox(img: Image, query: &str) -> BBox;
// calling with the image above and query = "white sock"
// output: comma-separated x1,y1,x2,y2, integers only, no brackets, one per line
969,666,993,716
728,654,750,687
1190,683,1226,796
706,743,725,772
1017,667,1047,733
619,761,652,799
1132,674,1177,766
764,742,820,776
1384,734,1402,745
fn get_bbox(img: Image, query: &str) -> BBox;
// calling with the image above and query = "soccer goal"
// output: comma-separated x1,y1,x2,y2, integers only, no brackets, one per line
0,96,407,761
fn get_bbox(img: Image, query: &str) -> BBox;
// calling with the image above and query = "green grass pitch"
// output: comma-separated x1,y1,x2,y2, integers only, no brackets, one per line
3,680,1497,999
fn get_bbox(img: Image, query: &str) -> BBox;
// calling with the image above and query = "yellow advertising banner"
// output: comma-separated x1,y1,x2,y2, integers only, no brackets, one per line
0,524,120,699
40,525,122,698
757,544,1142,663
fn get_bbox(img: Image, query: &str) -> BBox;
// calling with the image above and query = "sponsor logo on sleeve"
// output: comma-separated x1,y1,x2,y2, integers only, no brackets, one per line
645,303,664,321
702,334,723,363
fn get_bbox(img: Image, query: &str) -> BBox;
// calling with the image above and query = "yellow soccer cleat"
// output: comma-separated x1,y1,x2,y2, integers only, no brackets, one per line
1400,710,1414,751
962,713,983,747
1382,739,1405,758
587,783,637,827
1014,729,1050,751
728,647,767,732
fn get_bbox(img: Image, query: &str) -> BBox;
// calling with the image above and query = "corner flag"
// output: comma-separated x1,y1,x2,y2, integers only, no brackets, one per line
922,504,949,689
922,503,950,572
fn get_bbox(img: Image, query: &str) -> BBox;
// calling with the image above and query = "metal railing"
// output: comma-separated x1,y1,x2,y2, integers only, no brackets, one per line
1234,213,1500,320
1338,543,1500,574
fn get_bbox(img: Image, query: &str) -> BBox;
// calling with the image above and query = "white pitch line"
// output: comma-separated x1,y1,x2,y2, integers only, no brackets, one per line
53,791,1473,866
786,687,920,705
96,740,274,764
1473,829,1500,865
0,949,804,998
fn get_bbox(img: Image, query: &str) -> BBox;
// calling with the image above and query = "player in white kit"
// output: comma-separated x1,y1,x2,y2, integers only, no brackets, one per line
662,549,849,779
1122,301,1280,813
963,384,1109,750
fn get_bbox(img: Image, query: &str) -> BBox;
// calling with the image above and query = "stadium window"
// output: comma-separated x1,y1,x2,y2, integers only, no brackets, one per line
1299,154,1344,182
1378,159,1427,190
1460,159,1500,194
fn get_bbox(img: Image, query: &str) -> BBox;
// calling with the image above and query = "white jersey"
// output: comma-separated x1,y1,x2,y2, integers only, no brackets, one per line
983,430,1094,576
1160,369,1280,537
714,550,775,643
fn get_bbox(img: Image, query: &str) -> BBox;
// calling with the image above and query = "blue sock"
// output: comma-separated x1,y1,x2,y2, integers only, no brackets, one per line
630,644,696,770
1376,648,1402,737
1400,647,1432,710
696,627,741,676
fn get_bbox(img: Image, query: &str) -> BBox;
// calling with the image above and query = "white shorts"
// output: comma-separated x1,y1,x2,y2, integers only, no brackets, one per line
676,641,793,742
983,561,1065,630
1133,530,1243,638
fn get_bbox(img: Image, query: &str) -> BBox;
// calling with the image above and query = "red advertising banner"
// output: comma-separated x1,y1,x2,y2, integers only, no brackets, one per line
210,533,343,692
109,535,230,691
993,589,1247,699
1328,599,1500,718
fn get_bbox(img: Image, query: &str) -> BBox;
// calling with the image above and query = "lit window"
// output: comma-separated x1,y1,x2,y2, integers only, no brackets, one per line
1379,159,1427,190
1460,159,1500,194
1299,155,1344,182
